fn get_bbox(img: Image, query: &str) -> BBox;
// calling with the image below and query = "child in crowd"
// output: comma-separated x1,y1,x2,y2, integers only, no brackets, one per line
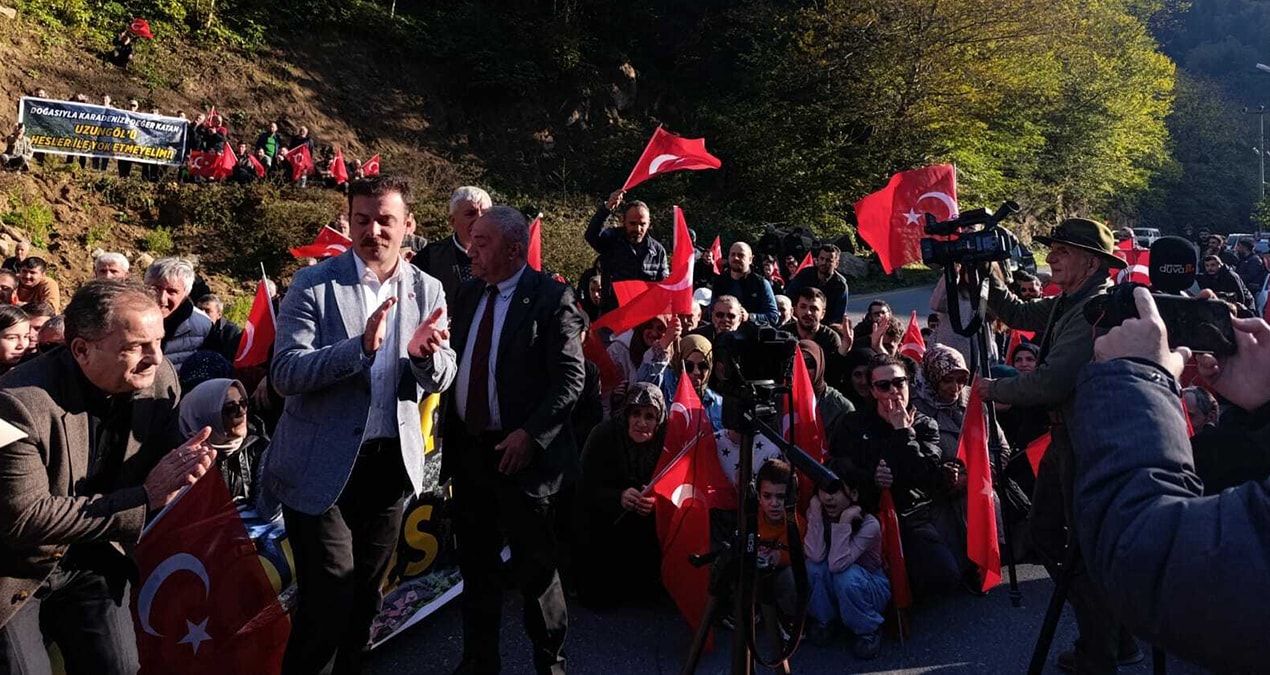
755,459,805,619
0,305,30,375
803,457,890,659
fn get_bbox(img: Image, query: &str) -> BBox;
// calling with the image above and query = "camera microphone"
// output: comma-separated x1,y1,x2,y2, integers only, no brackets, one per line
1148,236,1199,295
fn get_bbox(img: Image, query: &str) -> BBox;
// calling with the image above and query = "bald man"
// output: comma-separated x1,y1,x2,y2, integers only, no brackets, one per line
710,241,779,325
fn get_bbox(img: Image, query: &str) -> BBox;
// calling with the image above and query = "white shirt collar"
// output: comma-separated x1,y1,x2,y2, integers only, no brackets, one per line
452,233,469,255
352,252,406,287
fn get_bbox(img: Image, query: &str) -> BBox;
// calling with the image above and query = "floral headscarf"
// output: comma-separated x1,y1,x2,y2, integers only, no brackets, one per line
920,344,971,408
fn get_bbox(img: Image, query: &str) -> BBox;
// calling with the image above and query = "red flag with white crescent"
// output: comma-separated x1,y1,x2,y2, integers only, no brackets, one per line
527,214,543,271
332,147,349,185
898,310,926,361
599,206,695,334
621,127,722,191
289,225,352,259
188,151,218,179
129,18,154,39
234,277,276,369
247,154,266,179
212,145,237,181
854,165,958,273
650,372,736,646
132,466,289,673
362,154,381,176
709,235,723,276
285,145,315,180
957,377,1001,593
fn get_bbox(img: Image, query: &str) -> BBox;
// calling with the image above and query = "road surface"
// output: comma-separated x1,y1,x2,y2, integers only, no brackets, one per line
846,284,937,325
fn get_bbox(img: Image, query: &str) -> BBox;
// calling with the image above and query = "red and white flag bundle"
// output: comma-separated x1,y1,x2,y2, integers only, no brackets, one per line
621,127,722,191
362,154,381,176
132,466,289,674
1114,244,1151,286
708,235,723,276
284,144,315,180
129,18,154,39
289,225,352,259
650,373,737,645
527,214,543,271
898,310,926,361
331,147,349,185
234,275,276,369
854,165,958,273
957,377,1001,593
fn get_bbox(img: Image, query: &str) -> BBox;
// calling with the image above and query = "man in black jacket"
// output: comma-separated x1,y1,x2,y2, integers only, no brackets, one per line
1195,254,1253,308
413,186,491,302
1233,238,1267,293
711,242,779,326
828,353,959,599
785,244,850,320
442,206,585,675
584,189,668,312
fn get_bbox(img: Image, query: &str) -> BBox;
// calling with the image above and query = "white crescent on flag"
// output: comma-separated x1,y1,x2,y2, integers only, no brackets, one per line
137,552,211,638
670,483,697,508
916,191,959,219
191,155,208,170
234,321,255,362
649,154,685,174
323,243,349,256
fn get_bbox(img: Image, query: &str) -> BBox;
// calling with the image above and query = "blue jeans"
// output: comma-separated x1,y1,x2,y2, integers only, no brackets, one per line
806,561,890,635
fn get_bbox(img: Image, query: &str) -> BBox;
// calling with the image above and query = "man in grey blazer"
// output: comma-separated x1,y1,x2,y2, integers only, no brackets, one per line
262,175,457,674
442,206,585,675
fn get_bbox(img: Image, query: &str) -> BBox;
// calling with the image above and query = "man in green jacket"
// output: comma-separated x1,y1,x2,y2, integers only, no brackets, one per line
977,218,1143,674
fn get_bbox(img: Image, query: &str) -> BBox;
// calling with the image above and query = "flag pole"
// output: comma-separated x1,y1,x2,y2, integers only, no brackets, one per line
621,124,663,193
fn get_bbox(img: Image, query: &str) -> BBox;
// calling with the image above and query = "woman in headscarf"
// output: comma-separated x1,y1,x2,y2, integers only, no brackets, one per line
604,314,674,417
178,378,269,505
577,267,604,323
833,347,878,412
638,333,723,431
577,382,669,607
799,340,854,439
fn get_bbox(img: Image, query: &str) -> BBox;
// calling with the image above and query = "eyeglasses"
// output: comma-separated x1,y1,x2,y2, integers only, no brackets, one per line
870,376,908,393
222,399,249,416
685,361,710,373
714,311,737,320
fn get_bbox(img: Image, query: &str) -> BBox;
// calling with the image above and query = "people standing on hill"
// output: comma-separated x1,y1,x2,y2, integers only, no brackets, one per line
1,124,33,172
91,95,113,172
2,242,28,274
255,122,284,167
584,189,669,312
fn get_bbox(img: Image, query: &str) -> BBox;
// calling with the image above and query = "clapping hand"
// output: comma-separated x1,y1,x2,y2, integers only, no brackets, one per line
363,296,397,355
408,307,450,358
144,427,216,512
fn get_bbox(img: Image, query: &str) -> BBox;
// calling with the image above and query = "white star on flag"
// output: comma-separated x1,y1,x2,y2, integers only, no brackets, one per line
904,208,921,225
178,618,212,654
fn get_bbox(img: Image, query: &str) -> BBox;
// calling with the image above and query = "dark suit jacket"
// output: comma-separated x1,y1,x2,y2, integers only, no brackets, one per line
441,268,586,497
0,349,182,628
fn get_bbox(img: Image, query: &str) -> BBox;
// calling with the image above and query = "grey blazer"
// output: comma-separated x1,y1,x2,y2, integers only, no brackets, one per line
263,250,457,515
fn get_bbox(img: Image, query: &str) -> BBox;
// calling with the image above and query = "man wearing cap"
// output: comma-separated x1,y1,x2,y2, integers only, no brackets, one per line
976,218,1143,673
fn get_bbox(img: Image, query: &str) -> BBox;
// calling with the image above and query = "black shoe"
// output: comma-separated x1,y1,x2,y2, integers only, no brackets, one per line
852,631,881,660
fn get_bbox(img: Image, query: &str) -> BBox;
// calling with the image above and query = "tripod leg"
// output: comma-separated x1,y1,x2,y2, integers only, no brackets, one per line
758,603,791,675
1027,541,1080,675
681,595,720,675
1153,646,1166,675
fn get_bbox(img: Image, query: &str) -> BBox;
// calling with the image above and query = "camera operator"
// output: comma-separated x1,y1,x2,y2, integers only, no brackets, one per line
974,218,1143,672
1071,287,1270,673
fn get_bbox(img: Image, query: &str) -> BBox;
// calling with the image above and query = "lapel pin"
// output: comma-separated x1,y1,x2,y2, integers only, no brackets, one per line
522,298,530,304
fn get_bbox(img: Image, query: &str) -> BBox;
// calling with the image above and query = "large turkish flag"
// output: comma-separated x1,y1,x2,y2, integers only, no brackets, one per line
132,466,289,674
622,127,722,191
854,165,958,273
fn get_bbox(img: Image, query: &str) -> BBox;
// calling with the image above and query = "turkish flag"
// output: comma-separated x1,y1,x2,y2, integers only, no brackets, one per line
290,225,352,259
898,310,926,361
581,332,623,394
527,214,543,271
247,154,266,179
286,145,315,180
234,277,275,369
854,165,958,273
650,372,737,645
129,18,154,39
188,151,218,179
709,235,722,276
362,154,381,176
787,348,827,513
878,489,912,610
212,145,237,181
1114,246,1151,286
793,252,813,277
132,466,288,674
599,206,695,334
1005,329,1035,363
956,378,1001,593
621,127,722,191
332,147,349,185
1024,431,1051,477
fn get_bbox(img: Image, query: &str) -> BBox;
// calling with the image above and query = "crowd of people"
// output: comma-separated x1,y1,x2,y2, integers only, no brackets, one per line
0,172,1267,675
3,89,375,190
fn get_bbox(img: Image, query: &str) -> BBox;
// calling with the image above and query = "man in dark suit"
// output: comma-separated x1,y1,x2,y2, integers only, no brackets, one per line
412,186,492,302
443,206,585,675
0,281,216,674
263,175,457,674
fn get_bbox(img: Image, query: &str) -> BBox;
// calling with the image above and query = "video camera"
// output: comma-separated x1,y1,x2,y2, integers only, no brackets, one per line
920,201,1036,273
1083,236,1238,356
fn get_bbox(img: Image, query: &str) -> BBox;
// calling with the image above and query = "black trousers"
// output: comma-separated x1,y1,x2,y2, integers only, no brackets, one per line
281,444,407,675
0,567,138,675
451,432,566,675
898,505,962,600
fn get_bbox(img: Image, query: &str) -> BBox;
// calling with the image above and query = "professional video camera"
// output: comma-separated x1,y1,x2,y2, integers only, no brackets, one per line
681,327,840,673
920,201,1034,272
1083,236,1237,356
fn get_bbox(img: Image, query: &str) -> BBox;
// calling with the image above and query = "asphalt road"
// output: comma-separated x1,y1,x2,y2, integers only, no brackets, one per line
846,284,939,326
363,562,1205,674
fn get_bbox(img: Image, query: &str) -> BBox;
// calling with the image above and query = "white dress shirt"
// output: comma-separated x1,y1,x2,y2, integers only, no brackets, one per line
353,253,406,442
455,264,528,431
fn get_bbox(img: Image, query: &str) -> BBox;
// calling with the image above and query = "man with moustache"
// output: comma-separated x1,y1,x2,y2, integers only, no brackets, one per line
443,206,584,674
711,242,780,326
414,186,493,301
584,189,669,311
0,281,216,674
262,175,457,674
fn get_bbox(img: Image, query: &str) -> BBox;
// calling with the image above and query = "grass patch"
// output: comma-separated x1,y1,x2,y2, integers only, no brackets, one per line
223,293,255,328
141,226,175,256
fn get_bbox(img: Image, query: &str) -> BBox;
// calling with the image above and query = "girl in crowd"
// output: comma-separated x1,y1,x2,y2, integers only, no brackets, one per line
834,347,878,411
605,314,674,416
577,382,667,607
0,305,30,375
799,340,854,439
639,334,723,430
803,457,890,659
178,378,269,505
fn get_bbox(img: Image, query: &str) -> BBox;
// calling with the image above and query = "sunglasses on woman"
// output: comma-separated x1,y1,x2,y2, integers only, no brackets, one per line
870,376,908,393
222,399,249,416
685,361,710,373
